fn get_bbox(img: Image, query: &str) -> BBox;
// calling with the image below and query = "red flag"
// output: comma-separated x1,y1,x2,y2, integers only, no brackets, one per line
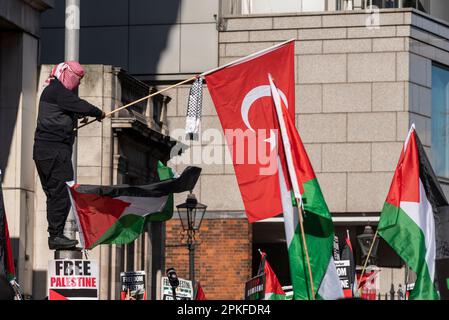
260,252,285,300
357,270,379,300
340,230,358,298
0,171,15,281
205,41,295,222
195,282,206,300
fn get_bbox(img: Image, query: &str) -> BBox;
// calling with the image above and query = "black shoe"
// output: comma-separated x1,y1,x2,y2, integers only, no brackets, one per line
48,235,79,250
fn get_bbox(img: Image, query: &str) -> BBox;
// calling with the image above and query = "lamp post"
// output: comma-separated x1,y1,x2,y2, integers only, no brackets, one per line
64,0,80,243
176,192,207,285
357,225,380,266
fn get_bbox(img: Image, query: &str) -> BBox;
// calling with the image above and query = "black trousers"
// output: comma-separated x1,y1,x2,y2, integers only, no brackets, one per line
33,147,73,237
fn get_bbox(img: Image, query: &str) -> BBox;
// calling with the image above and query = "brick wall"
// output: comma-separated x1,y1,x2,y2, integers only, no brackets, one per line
165,218,252,300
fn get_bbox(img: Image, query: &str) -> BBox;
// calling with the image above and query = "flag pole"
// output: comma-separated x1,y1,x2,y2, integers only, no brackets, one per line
77,40,295,130
297,203,316,299
268,74,315,299
404,264,409,300
200,39,295,77
357,229,379,294
75,75,198,130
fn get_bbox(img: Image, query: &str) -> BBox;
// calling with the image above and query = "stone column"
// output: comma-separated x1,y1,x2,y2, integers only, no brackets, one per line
0,31,38,297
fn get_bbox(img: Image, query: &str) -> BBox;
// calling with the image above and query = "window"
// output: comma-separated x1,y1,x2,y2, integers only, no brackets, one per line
431,63,449,179
365,0,429,11
241,0,325,14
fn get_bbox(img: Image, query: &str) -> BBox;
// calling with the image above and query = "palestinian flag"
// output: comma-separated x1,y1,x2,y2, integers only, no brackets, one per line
205,41,341,300
0,170,15,282
68,166,201,249
258,251,286,300
378,125,449,300
269,76,343,300
194,282,207,300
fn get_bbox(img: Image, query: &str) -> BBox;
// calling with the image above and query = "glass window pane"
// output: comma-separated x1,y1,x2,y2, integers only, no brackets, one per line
241,0,325,14
431,64,449,178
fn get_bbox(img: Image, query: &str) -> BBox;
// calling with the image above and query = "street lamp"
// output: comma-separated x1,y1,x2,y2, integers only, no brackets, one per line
176,192,207,284
166,268,179,300
357,225,380,266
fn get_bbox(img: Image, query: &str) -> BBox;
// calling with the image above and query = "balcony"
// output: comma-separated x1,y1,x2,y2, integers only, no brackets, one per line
220,0,432,16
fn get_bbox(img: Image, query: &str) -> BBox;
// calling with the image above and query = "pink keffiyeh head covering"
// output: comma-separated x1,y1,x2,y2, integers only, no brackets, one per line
45,61,84,90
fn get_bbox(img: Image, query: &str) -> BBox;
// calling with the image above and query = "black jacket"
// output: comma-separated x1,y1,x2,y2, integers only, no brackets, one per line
34,78,103,150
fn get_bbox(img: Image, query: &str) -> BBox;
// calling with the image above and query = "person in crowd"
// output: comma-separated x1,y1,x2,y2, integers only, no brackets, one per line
33,61,105,250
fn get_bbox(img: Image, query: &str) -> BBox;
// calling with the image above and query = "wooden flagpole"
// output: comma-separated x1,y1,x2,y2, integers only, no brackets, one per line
200,38,295,77
267,73,315,299
75,75,198,130
357,229,379,294
77,39,296,131
297,202,316,300
404,265,409,300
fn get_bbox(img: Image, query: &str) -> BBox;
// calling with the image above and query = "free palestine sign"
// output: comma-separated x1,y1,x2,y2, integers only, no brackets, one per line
48,259,98,300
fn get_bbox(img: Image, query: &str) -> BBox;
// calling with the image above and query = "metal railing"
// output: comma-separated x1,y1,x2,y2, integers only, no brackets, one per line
219,0,430,16
377,284,407,300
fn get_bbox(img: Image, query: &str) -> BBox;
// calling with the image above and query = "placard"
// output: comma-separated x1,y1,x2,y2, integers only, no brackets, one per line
161,276,193,300
244,274,265,300
335,260,351,296
48,259,98,300
120,271,146,300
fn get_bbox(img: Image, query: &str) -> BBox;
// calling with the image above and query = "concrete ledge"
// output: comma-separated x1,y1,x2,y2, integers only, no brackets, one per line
22,0,54,11
222,8,449,45
222,8,415,20
170,211,247,220
0,0,53,35
54,249,83,260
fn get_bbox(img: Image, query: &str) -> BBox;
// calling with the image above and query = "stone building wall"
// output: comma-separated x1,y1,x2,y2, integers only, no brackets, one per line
164,8,449,298
0,0,53,298
32,65,120,299
33,65,172,300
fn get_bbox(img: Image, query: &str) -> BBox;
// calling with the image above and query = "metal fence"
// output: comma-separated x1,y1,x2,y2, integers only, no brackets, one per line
377,284,406,300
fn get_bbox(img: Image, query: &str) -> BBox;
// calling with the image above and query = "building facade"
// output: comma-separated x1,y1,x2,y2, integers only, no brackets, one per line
2,0,449,299
164,3,449,299
32,65,175,300
1,0,54,297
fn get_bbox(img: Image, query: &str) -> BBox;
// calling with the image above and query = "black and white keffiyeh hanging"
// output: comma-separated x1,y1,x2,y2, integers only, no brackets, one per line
185,77,203,140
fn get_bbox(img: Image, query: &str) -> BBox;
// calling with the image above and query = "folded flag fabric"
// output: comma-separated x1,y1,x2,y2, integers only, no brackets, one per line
269,75,343,300
340,230,358,298
68,166,201,249
259,251,286,300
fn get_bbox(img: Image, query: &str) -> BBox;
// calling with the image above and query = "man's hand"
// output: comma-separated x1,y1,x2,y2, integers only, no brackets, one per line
80,117,89,124
96,111,106,122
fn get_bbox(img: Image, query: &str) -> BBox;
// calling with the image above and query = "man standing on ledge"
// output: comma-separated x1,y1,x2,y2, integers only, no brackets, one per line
33,61,105,250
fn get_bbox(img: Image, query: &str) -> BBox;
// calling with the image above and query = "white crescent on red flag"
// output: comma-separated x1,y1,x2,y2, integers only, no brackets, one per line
205,41,295,222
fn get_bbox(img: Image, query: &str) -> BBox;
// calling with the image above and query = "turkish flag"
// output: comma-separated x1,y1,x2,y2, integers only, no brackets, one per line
205,42,295,222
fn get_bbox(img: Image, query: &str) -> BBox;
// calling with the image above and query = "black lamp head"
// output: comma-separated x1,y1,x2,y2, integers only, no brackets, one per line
166,268,179,288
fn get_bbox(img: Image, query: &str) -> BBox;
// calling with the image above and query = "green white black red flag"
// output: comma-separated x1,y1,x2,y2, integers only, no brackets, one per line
378,124,449,299
258,251,286,300
68,165,201,249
